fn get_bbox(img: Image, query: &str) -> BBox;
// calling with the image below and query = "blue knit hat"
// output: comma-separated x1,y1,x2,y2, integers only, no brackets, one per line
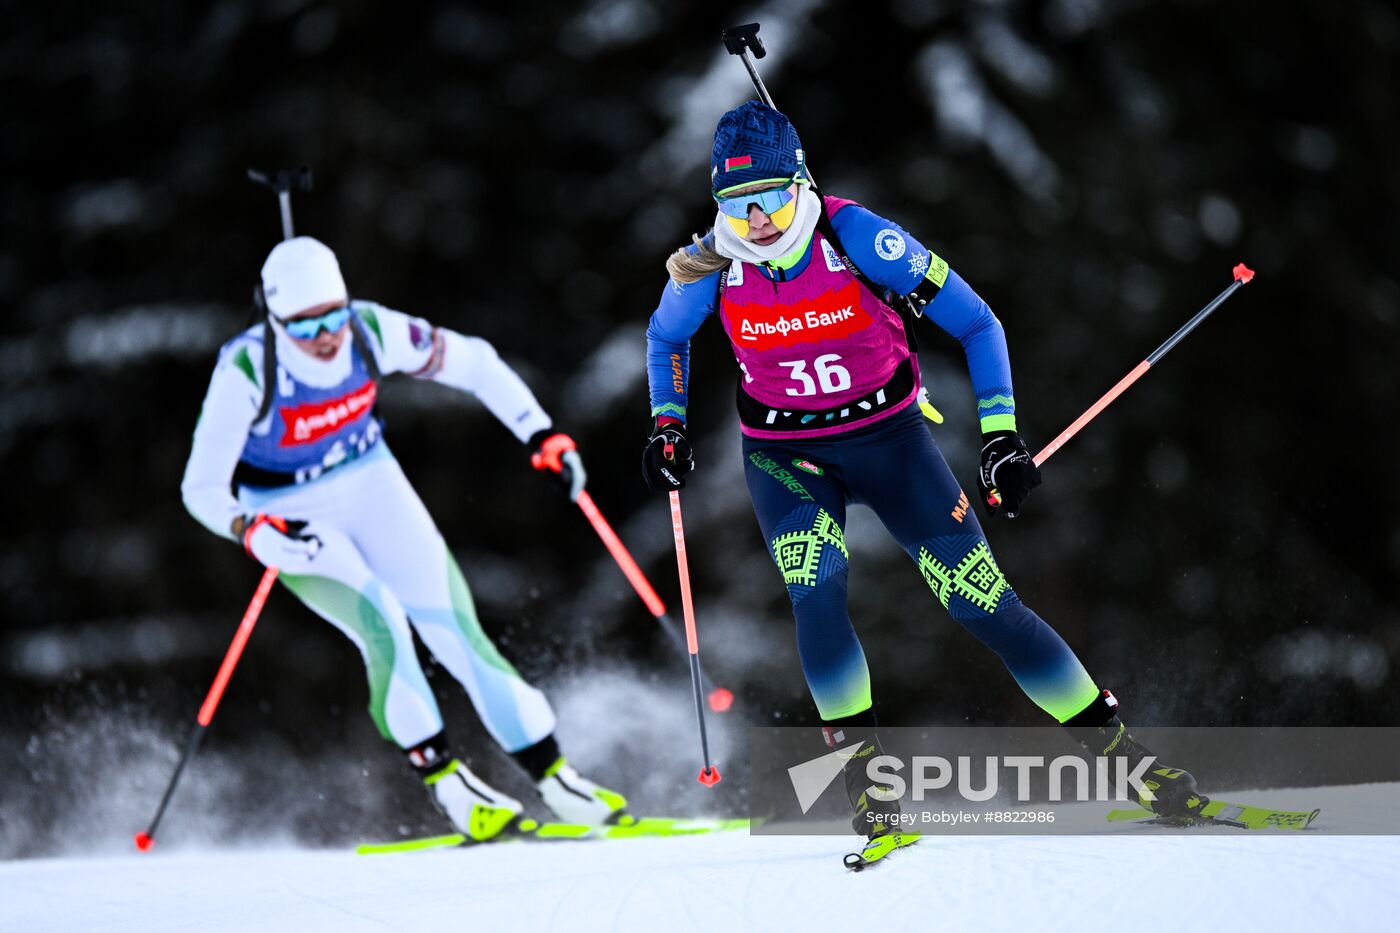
710,101,805,194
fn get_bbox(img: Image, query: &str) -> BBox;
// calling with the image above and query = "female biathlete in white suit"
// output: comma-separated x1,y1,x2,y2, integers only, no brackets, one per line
182,236,626,841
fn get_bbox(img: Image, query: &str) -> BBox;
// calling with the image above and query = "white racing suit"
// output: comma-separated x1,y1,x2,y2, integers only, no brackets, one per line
181,302,556,752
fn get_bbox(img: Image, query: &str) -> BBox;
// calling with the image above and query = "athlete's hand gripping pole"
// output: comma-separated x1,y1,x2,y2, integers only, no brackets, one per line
575,490,733,713
134,566,279,851
664,438,720,786
1023,264,1255,475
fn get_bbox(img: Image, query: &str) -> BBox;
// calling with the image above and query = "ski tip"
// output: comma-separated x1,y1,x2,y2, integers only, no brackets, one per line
356,833,467,855
134,831,154,852
698,766,722,787
707,687,735,713
844,832,919,870
1233,262,1255,283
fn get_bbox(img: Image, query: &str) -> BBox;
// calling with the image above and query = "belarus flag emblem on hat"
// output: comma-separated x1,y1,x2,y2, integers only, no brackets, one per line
724,155,753,172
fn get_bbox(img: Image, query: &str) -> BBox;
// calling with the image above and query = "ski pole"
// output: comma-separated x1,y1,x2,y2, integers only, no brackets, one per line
1030,264,1255,470
575,490,734,713
135,566,279,851
137,168,308,851
666,478,720,786
246,166,313,241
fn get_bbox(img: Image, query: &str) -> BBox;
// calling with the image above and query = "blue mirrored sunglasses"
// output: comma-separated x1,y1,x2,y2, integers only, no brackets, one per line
281,304,352,340
714,180,797,219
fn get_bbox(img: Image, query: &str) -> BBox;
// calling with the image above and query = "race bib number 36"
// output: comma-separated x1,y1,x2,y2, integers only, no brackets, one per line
779,354,852,397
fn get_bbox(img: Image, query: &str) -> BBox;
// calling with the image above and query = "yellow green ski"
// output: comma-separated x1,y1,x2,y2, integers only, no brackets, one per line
1107,798,1320,830
356,816,750,855
844,832,920,871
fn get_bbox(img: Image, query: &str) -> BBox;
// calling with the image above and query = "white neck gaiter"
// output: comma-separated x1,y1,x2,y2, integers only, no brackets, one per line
711,186,822,266
269,317,354,388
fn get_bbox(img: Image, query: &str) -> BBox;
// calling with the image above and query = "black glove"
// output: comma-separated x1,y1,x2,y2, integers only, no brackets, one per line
528,430,586,501
641,419,693,492
977,431,1041,518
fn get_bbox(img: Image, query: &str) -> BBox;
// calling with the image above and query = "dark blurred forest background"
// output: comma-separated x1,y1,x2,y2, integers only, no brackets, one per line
3,0,1398,857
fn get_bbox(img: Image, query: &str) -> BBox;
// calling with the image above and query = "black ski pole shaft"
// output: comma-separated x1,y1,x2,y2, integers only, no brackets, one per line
689,652,713,772
722,23,774,106
1145,266,1253,365
247,166,313,241
136,722,206,849
276,190,293,240
721,23,816,187
135,566,279,851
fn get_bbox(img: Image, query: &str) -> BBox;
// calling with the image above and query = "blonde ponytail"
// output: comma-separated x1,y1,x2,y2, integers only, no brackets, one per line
665,231,731,285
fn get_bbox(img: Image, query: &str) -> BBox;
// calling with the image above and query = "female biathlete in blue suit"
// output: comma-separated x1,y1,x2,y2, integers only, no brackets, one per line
639,102,1202,862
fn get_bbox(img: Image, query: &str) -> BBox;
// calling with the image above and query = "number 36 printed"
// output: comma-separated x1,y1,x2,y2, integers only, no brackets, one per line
778,354,851,396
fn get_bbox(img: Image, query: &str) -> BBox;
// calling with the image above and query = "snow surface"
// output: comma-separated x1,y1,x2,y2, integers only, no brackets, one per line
6,785,1398,932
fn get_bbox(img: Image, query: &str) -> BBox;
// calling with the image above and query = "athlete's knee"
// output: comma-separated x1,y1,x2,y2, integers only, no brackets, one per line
911,533,1019,619
769,504,849,603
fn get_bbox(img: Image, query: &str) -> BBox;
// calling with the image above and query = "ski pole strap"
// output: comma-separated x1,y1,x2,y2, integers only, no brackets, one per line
242,513,288,555
530,433,576,473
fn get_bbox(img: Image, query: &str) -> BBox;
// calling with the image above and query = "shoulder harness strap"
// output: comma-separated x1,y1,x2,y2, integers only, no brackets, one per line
811,190,919,354
255,318,278,426
347,305,383,382
715,252,733,306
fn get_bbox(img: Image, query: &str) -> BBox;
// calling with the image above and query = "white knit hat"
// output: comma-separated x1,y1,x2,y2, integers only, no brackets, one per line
260,236,347,317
